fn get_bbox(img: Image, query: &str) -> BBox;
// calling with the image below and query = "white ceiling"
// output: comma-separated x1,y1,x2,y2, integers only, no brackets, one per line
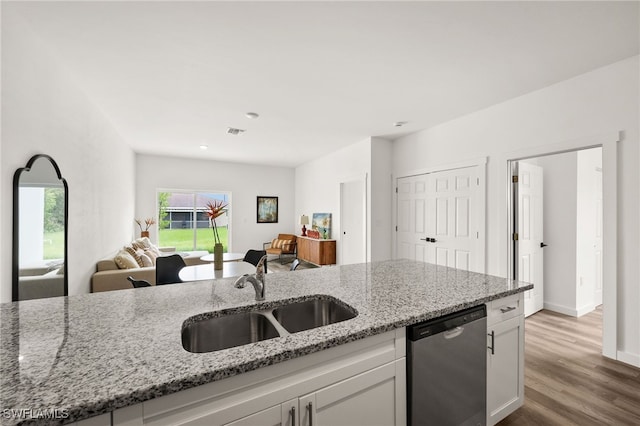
6,1,639,167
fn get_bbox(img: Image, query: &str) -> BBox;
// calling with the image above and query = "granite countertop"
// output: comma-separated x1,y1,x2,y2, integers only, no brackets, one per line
0,259,532,425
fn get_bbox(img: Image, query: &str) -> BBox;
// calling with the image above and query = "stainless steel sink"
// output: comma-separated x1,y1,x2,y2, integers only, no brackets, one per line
182,296,358,353
182,312,279,353
272,297,358,333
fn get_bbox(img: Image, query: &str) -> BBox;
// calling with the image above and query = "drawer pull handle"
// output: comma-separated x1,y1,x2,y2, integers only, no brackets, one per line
488,331,495,355
500,306,516,313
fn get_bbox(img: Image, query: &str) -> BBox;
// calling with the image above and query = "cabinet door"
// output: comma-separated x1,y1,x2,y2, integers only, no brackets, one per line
224,399,298,426
300,361,399,426
487,315,525,425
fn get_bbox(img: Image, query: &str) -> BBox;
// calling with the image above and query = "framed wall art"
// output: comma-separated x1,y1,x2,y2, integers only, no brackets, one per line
312,213,332,239
257,196,278,223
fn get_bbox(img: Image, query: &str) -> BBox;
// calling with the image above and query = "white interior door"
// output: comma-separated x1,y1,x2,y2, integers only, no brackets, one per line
426,167,479,271
340,179,366,265
517,162,544,317
396,175,429,262
397,167,481,272
594,167,603,306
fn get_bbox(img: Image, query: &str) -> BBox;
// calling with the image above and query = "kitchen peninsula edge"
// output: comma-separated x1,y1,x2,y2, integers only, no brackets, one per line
0,259,532,425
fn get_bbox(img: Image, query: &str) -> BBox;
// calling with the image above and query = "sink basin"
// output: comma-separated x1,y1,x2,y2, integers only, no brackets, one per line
272,297,358,333
182,312,279,353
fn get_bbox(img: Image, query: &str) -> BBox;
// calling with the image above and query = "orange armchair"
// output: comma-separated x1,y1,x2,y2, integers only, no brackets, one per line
264,234,297,264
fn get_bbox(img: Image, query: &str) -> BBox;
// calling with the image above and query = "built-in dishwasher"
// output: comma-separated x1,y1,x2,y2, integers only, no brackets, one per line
407,304,487,426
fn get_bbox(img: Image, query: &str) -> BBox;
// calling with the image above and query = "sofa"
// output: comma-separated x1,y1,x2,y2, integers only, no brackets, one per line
18,264,65,300
91,237,208,292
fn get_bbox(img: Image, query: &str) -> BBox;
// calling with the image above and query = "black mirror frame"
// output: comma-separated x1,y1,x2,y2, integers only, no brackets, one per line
12,154,69,302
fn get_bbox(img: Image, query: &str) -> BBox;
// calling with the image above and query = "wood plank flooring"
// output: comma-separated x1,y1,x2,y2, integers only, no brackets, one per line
498,307,640,426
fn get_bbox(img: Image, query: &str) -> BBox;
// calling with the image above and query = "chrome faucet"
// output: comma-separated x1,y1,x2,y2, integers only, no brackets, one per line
233,255,267,301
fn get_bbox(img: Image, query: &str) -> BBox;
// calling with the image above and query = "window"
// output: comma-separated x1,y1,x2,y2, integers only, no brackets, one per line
157,190,230,252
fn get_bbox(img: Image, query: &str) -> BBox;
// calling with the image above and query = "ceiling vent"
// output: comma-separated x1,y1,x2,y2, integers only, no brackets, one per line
226,127,246,135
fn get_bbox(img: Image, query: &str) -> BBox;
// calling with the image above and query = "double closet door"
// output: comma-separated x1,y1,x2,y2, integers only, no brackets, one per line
397,166,482,272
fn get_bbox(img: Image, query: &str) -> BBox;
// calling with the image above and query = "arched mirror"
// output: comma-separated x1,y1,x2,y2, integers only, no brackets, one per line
13,154,68,301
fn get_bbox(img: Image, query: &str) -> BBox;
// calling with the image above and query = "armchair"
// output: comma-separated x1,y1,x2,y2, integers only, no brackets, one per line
263,233,297,264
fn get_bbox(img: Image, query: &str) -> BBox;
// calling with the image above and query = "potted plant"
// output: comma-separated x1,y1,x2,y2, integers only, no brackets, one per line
205,200,228,270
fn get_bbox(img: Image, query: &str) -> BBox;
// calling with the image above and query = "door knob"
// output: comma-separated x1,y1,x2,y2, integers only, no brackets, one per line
540,242,548,248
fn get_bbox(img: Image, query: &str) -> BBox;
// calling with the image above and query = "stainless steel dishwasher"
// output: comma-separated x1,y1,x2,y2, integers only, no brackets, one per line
407,304,487,426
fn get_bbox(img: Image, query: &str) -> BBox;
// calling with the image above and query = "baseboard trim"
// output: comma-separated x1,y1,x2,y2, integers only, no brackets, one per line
543,302,578,317
617,350,640,368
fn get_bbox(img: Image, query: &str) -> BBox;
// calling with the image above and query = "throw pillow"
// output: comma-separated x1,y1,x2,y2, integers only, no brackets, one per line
124,245,144,267
136,249,153,267
114,250,140,270
144,248,158,265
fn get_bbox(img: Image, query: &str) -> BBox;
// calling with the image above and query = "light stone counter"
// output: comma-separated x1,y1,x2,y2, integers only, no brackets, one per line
0,259,532,425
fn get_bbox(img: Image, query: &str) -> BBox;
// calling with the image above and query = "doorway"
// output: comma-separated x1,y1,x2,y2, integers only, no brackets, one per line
512,148,603,319
340,177,367,265
505,131,618,359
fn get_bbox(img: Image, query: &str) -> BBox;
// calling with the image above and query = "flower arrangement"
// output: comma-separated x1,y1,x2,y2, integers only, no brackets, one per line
135,217,156,232
205,200,228,245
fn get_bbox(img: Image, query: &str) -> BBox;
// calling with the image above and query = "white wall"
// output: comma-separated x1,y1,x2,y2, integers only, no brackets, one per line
576,148,603,314
135,155,295,254
392,56,639,363
535,152,578,315
1,12,135,301
370,138,393,261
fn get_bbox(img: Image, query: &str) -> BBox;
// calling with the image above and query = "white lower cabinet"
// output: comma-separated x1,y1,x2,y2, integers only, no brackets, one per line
224,399,297,426
486,294,525,426
299,361,400,426
113,329,406,426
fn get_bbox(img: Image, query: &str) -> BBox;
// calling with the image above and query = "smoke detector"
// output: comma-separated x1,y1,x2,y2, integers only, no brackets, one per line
226,127,246,135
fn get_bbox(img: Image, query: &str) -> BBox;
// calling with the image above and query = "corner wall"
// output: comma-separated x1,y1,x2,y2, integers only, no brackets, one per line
295,138,371,263
1,11,136,301
392,56,640,364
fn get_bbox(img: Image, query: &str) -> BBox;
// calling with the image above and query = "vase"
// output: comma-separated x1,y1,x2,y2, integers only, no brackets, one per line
214,243,223,270
140,231,150,238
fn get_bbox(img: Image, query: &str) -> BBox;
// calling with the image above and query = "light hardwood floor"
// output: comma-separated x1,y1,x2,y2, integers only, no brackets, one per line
499,307,640,425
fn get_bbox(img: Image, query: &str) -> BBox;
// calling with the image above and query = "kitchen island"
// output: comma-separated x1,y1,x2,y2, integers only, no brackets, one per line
0,259,531,425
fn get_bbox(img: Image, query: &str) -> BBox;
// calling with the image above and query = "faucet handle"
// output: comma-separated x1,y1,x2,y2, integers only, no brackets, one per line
233,274,249,288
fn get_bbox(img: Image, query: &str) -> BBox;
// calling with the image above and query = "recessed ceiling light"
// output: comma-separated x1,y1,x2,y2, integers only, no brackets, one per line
393,121,408,127
200,144,208,150
245,112,259,119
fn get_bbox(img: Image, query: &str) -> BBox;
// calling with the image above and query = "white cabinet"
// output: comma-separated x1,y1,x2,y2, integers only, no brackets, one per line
300,360,403,426
224,399,297,426
486,293,525,426
113,329,406,426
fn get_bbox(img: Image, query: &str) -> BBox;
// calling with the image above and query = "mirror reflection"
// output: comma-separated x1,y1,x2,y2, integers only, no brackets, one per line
13,154,68,301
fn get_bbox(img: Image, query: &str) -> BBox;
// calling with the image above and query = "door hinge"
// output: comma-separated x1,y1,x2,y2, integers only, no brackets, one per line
512,175,519,183
513,232,519,241
477,177,480,186
395,187,398,193
395,225,398,232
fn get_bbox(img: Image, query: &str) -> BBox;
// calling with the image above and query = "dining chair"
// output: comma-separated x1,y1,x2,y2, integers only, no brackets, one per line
290,259,300,271
156,254,186,285
244,249,267,273
127,276,151,288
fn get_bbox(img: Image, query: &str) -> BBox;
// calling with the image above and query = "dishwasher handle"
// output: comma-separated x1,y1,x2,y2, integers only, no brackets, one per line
443,326,464,339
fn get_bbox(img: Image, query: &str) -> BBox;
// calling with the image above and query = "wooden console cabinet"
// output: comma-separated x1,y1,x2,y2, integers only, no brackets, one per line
297,236,336,265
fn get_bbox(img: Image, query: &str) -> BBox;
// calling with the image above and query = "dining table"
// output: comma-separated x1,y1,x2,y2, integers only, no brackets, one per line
178,261,256,282
199,252,245,263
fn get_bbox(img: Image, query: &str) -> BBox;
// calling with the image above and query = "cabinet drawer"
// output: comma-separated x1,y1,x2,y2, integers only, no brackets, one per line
487,293,523,325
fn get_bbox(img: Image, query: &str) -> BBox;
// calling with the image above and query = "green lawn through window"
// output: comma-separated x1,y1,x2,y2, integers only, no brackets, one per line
158,227,228,253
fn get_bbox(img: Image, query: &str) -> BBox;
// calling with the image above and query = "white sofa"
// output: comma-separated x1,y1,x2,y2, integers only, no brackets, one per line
91,244,209,293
